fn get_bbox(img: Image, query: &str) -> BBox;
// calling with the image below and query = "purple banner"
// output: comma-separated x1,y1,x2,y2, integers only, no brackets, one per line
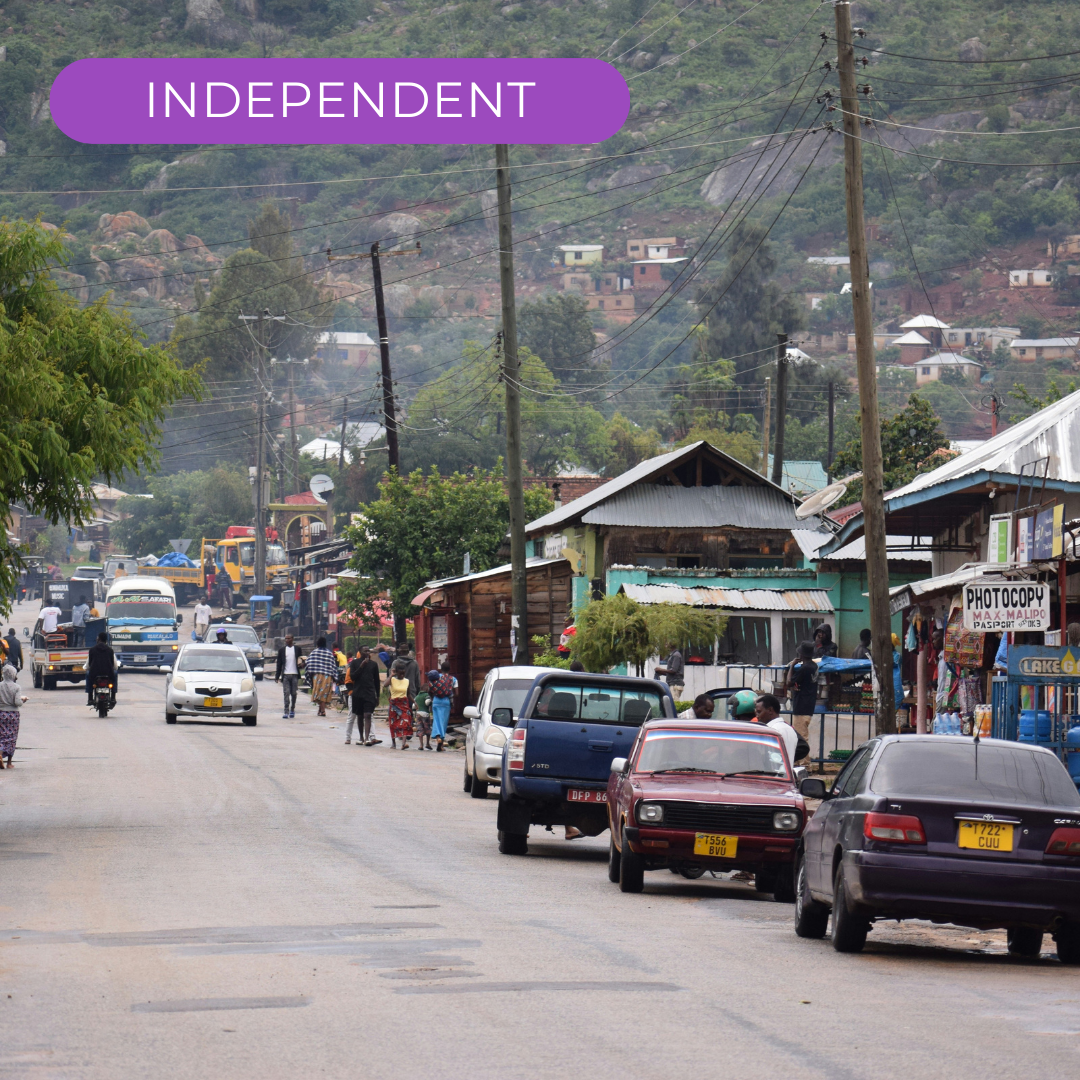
50,58,628,145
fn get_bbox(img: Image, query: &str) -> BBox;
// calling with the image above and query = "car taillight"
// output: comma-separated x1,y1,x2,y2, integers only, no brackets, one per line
1045,827,1080,855
864,812,926,844
507,727,526,771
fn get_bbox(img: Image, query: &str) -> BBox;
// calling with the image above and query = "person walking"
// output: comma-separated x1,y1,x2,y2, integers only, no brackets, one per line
430,660,456,752
71,595,90,648
275,634,304,719
0,664,27,769
346,647,382,746
414,679,434,751
384,659,414,749
306,637,338,718
193,599,212,642
785,641,818,766
812,623,838,659
4,630,22,672
654,642,685,701
396,642,421,699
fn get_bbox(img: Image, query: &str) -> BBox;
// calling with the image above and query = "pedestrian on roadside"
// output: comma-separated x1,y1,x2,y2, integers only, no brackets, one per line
852,628,872,661
396,641,421,698
275,634,304,719
346,647,382,746
4,630,22,672
430,660,456,752
71,595,90,648
377,644,393,670
306,637,338,718
678,694,715,720
415,678,434,751
785,642,818,766
569,659,585,672
654,641,685,700
812,623,838,659
384,659,414,749
0,664,27,770
193,599,212,641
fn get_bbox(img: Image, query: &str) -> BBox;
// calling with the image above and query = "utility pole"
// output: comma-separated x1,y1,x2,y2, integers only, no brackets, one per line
289,361,299,493
827,380,836,482
338,395,349,471
495,143,528,664
760,376,771,476
836,0,895,732
990,390,999,437
771,333,788,487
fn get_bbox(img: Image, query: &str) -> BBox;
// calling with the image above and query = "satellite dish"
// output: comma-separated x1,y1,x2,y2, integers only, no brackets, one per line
795,480,849,519
310,473,334,495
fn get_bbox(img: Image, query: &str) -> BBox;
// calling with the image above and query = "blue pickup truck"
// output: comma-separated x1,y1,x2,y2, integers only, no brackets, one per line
497,671,676,855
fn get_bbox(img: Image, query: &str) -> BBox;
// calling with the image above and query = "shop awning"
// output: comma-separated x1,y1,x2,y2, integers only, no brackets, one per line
411,588,437,606
303,576,337,592
885,564,1013,613
619,582,833,612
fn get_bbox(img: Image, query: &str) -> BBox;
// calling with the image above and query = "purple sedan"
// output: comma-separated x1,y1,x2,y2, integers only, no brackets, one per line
794,734,1080,962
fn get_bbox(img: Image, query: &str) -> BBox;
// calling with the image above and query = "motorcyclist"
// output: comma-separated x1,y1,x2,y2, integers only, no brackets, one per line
213,627,231,645
85,632,117,707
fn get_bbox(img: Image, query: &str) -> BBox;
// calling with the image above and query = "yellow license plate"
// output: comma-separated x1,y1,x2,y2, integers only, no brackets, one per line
203,697,223,708
958,821,1014,852
694,833,738,858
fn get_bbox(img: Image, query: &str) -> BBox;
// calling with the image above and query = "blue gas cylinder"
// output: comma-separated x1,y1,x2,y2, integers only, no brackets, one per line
1037,710,1053,739
1019,710,1038,739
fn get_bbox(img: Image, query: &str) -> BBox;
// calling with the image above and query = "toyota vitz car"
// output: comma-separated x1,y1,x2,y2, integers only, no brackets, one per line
606,718,808,896
165,643,258,725
793,735,1080,961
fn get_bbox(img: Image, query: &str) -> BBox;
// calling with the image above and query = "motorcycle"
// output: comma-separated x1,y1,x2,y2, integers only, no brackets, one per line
92,675,114,718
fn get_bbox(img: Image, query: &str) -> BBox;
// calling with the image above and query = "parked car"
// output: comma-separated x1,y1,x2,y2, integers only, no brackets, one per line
496,672,676,855
606,718,806,896
165,643,258,725
463,665,563,799
702,687,754,720
207,623,265,679
794,735,1080,961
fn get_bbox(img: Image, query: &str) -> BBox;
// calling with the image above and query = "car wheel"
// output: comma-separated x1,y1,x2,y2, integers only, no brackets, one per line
772,865,796,904
618,826,645,893
243,717,257,726
43,675,56,691
166,712,177,724
794,855,830,938
830,864,870,953
607,834,621,883
1055,923,1080,965
470,775,489,799
679,866,706,880
755,867,778,893
1006,927,1044,958
463,760,473,793
32,666,42,689
498,830,528,856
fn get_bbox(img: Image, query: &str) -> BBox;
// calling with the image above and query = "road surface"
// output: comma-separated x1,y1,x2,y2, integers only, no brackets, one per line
1,662,1078,1078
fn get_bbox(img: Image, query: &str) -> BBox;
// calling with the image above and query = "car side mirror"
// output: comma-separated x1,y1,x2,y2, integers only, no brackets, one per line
799,777,828,799
463,705,480,720
490,707,513,727
610,756,628,775
176,613,183,624
22,627,29,637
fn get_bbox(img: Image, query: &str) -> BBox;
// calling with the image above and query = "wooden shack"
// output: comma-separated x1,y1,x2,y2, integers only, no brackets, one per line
412,557,572,707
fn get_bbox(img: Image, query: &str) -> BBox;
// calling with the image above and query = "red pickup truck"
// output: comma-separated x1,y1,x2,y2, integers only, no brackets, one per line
606,718,809,898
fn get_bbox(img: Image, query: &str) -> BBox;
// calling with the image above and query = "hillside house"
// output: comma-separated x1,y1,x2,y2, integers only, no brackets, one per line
898,314,949,350
1009,269,1053,288
626,236,682,259
315,331,376,367
1010,336,1080,362
585,293,636,321
633,257,688,285
559,244,604,267
943,326,1019,353
806,255,850,277
910,353,982,385
893,330,933,365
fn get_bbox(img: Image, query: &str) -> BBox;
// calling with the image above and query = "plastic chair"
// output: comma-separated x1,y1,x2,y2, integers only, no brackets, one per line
249,595,273,622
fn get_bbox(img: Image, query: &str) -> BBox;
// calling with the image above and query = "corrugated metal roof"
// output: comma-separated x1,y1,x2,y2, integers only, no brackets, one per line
790,531,933,563
620,582,833,612
425,556,565,589
526,441,796,536
582,484,810,530
887,385,1080,500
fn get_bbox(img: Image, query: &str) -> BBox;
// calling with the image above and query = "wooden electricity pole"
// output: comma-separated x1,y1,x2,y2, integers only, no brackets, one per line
827,380,836,482
495,143,528,663
761,377,771,477
770,333,788,487
836,0,895,731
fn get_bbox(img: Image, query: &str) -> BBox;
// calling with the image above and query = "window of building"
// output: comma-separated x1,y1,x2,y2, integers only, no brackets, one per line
574,251,583,260
717,616,770,666
1036,347,1044,357
1019,348,1027,356
630,244,640,252
639,265,647,275
598,299,605,309
922,367,931,375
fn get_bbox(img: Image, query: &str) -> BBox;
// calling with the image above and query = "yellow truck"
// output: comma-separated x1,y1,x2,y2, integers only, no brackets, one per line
145,532,289,604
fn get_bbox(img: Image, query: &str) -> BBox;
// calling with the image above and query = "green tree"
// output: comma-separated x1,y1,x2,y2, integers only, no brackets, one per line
831,395,951,505
111,467,254,555
677,419,761,471
1009,377,1078,421
0,220,200,607
517,293,604,397
338,467,553,635
597,413,661,476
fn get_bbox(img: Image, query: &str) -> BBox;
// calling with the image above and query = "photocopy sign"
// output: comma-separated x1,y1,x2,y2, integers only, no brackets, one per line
49,58,628,144
963,581,1050,632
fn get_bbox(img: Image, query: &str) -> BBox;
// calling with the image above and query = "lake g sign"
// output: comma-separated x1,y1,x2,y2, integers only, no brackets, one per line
50,58,629,145
963,581,1050,632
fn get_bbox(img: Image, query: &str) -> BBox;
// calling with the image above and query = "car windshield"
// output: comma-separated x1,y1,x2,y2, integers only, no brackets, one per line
532,684,664,725
636,728,788,777
219,627,259,644
106,595,176,621
240,542,255,566
870,742,1080,807
488,679,534,718
178,649,248,673
266,544,286,565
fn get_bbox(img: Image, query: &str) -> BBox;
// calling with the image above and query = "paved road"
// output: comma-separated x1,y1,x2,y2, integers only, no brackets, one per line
2,668,1079,1079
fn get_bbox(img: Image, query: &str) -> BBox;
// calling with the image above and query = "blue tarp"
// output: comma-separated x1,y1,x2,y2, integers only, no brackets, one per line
156,551,197,568
817,656,872,674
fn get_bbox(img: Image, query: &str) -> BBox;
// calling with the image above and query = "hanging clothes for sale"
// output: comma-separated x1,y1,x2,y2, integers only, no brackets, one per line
944,605,984,669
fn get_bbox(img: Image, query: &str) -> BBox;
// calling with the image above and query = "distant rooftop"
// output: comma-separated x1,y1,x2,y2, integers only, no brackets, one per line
807,256,850,265
316,331,374,346
900,314,950,330
1010,337,1079,348
893,330,931,346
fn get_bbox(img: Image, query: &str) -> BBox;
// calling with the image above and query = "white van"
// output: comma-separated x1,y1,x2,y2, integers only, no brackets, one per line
105,576,182,670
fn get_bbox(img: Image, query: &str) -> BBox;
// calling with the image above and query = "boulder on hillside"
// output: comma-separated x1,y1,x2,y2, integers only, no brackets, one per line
382,282,415,317
371,211,424,250
99,211,150,238
959,37,987,62
587,163,671,193
143,228,181,254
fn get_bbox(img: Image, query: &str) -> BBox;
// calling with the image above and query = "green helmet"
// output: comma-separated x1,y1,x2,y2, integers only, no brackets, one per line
731,689,758,717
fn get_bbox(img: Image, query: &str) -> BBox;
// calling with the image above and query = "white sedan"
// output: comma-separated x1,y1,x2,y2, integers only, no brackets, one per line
165,643,258,725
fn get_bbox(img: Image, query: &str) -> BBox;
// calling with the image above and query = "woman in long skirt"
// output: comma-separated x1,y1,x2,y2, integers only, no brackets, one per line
430,661,456,752
385,659,414,749
305,636,339,718
0,664,27,769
